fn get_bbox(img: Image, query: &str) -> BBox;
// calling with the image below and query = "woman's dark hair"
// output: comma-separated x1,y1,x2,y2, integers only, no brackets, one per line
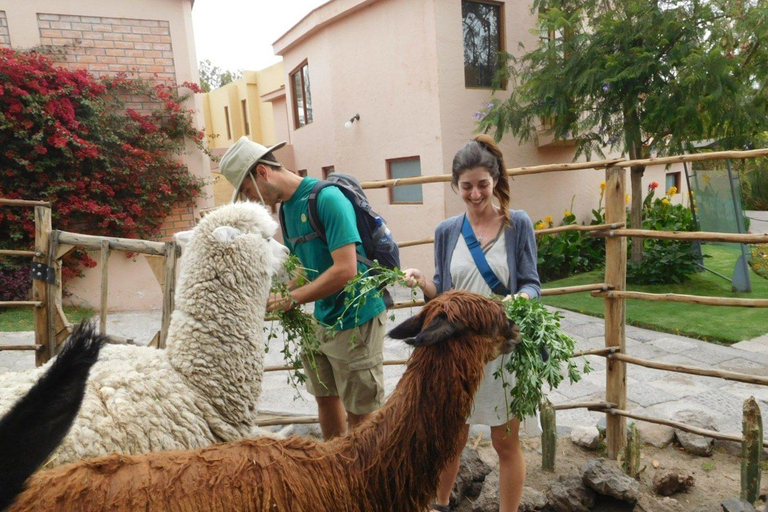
451,134,510,226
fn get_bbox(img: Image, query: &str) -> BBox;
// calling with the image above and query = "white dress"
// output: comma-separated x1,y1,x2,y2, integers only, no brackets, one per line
450,232,542,435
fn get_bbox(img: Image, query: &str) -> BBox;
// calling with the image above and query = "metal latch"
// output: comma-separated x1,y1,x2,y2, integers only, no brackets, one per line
31,262,56,284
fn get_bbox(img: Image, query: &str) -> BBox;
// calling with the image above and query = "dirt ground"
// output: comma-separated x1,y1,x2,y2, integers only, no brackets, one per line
469,436,767,511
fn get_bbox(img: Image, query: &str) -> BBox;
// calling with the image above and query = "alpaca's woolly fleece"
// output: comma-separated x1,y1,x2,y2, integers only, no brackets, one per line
0,202,286,467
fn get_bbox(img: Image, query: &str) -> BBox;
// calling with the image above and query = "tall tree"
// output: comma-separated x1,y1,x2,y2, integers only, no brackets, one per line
478,0,768,262
198,59,242,93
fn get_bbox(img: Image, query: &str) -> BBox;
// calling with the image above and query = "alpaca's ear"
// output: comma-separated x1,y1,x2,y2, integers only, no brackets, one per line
212,226,243,244
409,314,460,348
174,229,194,248
387,314,424,341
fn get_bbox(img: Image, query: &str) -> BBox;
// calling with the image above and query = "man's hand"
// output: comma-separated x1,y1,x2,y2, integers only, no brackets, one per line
267,291,297,313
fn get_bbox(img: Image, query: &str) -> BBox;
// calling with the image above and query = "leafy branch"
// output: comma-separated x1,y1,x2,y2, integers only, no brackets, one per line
265,254,320,392
498,295,591,420
330,263,418,336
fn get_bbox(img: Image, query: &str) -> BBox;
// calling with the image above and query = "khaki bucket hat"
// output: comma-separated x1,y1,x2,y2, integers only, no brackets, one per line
219,136,287,202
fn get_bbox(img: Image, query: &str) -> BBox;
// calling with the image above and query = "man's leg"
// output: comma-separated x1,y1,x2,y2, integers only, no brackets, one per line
346,411,371,430
316,395,347,440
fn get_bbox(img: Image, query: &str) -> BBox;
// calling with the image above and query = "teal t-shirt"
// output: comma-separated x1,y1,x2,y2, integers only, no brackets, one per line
282,177,385,330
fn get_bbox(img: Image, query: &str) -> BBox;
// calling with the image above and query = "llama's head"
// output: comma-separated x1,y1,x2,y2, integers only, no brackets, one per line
388,290,520,363
174,202,289,279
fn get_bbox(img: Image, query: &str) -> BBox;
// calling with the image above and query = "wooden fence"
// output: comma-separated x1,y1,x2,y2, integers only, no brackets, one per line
0,199,180,361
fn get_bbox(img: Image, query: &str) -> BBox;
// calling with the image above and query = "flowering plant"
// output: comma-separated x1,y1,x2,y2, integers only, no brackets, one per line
0,49,205,290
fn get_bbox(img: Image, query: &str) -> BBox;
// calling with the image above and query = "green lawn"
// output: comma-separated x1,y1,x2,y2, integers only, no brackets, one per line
542,245,768,344
0,306,94,332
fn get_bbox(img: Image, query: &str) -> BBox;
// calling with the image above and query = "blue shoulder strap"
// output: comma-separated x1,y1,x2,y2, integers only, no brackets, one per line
461,214,510,296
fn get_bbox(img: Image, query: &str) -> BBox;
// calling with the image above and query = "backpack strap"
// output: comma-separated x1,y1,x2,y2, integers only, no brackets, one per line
461,214,510,296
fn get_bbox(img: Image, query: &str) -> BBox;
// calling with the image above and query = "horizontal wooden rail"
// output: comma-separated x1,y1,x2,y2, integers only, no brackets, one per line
391,299,425,310
0,250,40,257
609,353,768,386
592,290,768,308
360,148,768,191
0,345,41,351
264,358,409,373
361,159,626,190
593,228,768,244
255,415,319,427
542,283,611,296
573,347,619,358
399,237,434,248
0,198,51,207
600,408,768,449
536,222,624,236
554,401,613,411
0,301,43,308
57,230,170,256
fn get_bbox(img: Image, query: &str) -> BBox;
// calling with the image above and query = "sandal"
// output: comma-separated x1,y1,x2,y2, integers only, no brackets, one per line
431,504,451,512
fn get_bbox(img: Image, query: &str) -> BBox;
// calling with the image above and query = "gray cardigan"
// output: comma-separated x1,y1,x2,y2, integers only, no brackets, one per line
432,210,541,300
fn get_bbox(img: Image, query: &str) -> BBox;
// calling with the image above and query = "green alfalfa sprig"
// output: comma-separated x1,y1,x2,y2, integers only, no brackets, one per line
330,263,418,334
265,254,321,392
497,295,592,420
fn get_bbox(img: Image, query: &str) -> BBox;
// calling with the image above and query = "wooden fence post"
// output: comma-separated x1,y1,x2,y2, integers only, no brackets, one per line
158,240,178,349
741,397,763,503
99,240,111,334
541,398,557,471
604,166,627,459
33,206,51,366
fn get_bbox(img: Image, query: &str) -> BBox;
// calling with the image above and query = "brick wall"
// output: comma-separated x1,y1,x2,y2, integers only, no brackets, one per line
37,14,175,83
34,13,197,236
0,11,10,49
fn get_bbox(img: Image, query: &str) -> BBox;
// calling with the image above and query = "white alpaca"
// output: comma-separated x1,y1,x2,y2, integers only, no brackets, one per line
0,202,288,467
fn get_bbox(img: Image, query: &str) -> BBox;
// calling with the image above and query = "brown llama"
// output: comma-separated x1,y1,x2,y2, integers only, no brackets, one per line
7,290,520,512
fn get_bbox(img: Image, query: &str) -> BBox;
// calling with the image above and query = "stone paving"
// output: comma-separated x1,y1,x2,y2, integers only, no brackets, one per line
2,298,767,441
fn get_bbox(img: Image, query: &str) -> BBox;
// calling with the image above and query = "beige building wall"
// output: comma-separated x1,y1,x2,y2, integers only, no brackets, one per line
0,0,213,311
273,0,686,277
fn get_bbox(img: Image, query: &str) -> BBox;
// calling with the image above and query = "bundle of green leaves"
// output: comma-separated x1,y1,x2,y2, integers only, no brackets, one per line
265,255,320,390
499,295,590,420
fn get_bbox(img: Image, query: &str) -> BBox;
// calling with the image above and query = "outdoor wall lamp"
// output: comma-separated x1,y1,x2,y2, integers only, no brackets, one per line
344,113,360,129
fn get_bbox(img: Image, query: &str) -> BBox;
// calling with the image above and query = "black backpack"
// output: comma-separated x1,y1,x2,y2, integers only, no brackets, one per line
279,174,401,304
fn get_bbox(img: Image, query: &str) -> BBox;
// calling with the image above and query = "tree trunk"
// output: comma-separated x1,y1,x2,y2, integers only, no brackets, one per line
630,166,645,264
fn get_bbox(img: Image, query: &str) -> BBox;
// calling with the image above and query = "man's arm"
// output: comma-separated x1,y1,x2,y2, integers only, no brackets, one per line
268,243,357,312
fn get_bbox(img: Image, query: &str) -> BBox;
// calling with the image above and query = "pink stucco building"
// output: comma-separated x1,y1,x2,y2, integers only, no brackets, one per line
267,0,685,276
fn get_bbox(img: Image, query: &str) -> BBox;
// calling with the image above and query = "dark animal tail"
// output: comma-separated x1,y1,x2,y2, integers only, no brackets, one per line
0,320,106,511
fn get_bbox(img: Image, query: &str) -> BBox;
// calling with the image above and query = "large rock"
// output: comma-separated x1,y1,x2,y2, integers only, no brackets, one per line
570,425,601,450
452,446,493,506
470,469,498,512
721,498,757,512
672,410,717,457
652,469,695,496
581,458,640,504
546,474,596,512
636,422,676,448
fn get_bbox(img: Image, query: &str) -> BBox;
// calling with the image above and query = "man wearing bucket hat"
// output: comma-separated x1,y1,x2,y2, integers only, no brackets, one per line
220,136,386,441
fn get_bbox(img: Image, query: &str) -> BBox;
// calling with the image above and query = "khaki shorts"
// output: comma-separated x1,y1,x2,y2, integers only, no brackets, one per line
301,312,386,415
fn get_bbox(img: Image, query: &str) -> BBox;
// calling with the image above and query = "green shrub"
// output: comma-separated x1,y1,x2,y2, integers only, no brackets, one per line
627,184,700,285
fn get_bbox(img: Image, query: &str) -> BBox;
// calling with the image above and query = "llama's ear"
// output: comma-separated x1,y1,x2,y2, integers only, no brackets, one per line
387,314,424,341
212,226,243,244
410,314,460,348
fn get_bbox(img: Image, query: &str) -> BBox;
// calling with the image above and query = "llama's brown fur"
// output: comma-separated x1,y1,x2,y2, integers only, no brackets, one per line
8,291,519,512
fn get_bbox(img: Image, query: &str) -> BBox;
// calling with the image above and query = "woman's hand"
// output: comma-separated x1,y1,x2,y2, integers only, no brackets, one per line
502,292,530,302
403,268,427,289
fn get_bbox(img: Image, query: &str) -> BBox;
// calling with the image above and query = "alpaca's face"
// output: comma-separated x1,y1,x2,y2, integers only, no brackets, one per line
388,290,520,362
175,202,289,278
